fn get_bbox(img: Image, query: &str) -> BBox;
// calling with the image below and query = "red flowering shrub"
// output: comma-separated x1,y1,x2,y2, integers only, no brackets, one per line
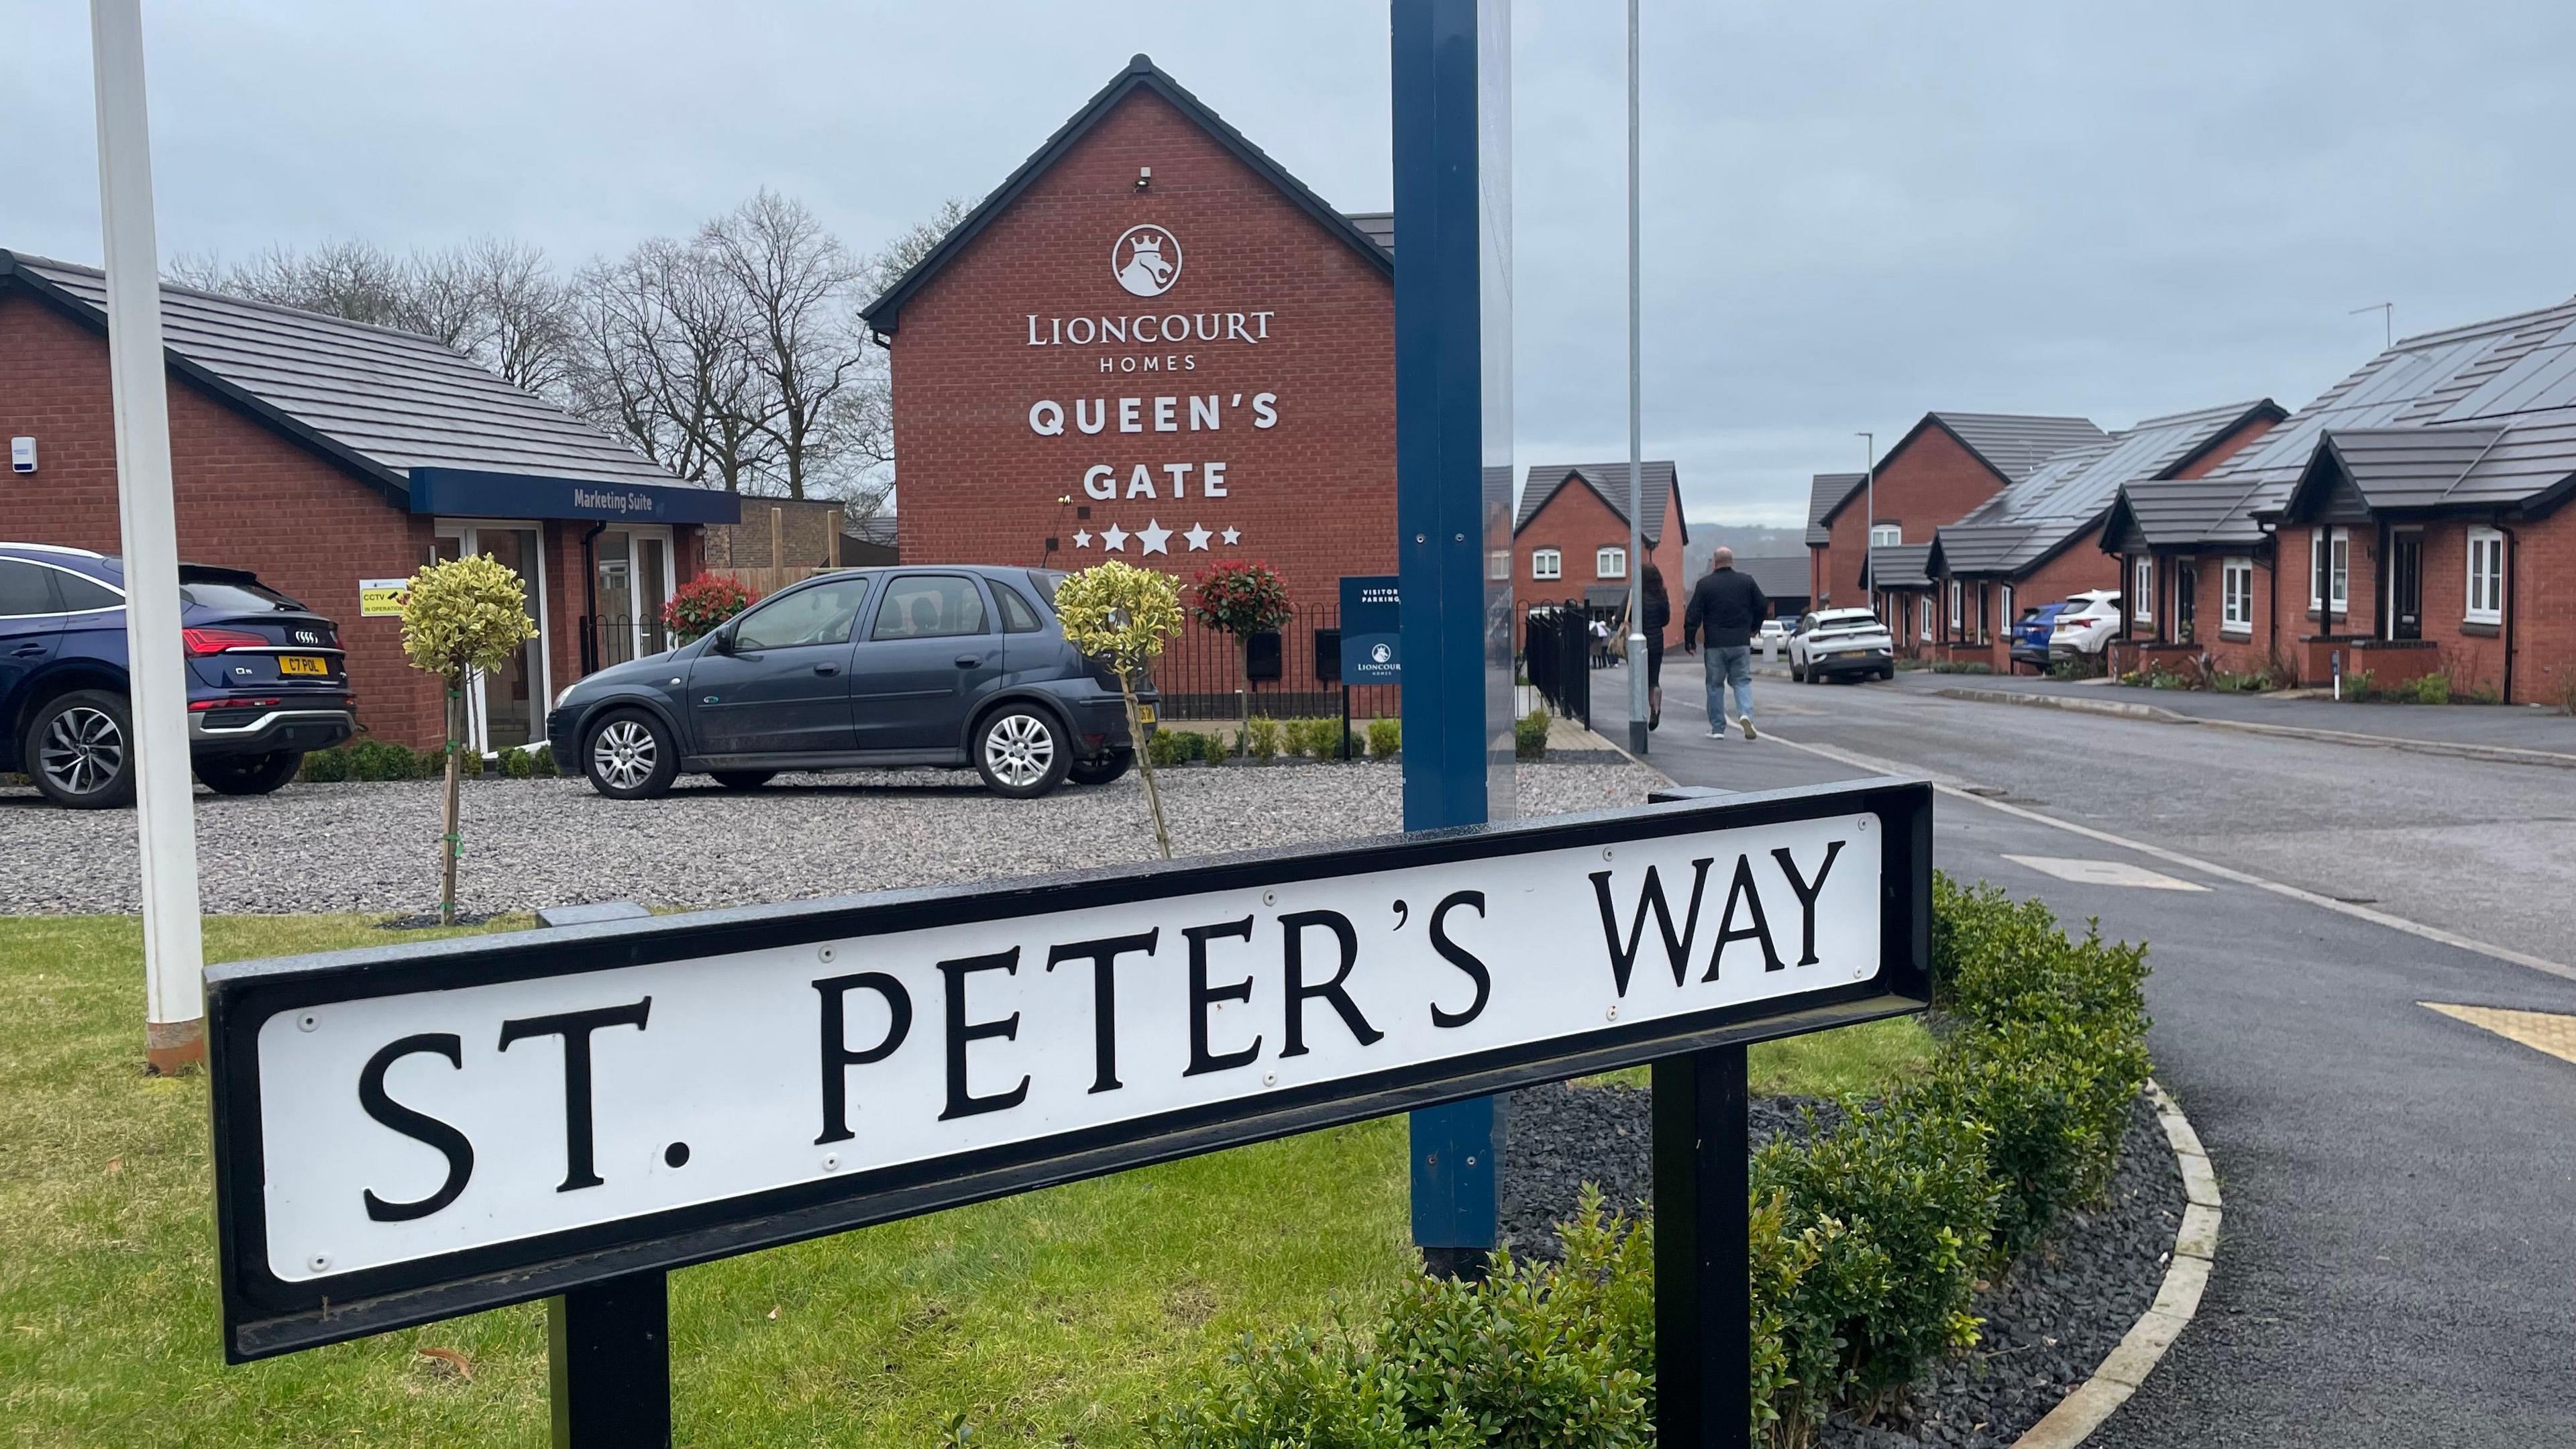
663,574,757,644
1189,561,1292,639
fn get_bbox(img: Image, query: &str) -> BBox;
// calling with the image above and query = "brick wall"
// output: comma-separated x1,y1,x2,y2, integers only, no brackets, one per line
1,294,445,745
1512,478,1690,645
883,89,1395,613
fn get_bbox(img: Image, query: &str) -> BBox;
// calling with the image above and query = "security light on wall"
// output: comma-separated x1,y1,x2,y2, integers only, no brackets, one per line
1136,166,1152,192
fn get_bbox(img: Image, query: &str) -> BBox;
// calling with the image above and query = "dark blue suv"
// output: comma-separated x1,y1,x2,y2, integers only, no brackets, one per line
545,565,1155,800
1,543,356,808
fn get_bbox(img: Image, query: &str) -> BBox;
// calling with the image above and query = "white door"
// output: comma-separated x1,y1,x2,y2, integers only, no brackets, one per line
431,521,551,753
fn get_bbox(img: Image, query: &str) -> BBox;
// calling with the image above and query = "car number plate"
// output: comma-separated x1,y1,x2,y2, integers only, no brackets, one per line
1137,705,1157,724
278,655,329,676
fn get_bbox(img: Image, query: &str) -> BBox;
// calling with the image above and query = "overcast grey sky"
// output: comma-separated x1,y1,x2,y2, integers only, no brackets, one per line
13,1,2576,526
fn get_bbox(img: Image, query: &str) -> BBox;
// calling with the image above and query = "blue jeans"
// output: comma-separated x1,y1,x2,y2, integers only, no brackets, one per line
1705,645,1754,725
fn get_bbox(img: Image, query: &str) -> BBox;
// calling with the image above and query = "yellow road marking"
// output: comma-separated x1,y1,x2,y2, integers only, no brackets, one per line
2422,1002,2576,1066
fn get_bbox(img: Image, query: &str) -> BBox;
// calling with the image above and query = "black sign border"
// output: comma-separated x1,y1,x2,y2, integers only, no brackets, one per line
210,777,1931,1361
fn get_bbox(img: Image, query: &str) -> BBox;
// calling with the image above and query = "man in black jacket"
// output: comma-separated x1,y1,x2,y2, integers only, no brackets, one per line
1681,547,1770,739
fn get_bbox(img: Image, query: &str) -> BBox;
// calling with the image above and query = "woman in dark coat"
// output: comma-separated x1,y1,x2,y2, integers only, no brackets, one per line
1642,564,1670,729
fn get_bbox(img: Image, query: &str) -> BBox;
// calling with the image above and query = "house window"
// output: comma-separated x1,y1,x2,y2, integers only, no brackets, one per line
1919,596,1933,641
1870,524,1902,548
1596,546,1627,580
2309,527,2349,614
2221,557,2253,633
2467,527,2504,624
1999,583,2016,633
1532,548,1561,581
1947,579,1962,631
2132,556,2153,623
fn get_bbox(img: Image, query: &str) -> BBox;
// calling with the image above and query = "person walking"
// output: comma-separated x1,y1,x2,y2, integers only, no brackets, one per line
1640,563,1670,730
1681,547,1769,739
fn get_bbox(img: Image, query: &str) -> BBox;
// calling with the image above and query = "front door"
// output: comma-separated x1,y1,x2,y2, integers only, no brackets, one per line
431,523,549,752
2175,563,2197,644
2390,532,2423,640
851,573,1000,753
686,575,871,757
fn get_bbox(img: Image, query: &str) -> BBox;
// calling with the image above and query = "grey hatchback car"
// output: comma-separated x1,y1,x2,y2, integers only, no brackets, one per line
544,565,1154,800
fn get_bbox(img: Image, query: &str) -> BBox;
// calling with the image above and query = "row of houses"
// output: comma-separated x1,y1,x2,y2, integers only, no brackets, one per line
1808,297,2576,706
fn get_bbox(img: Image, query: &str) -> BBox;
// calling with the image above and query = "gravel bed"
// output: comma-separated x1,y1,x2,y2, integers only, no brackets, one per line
1501,1083,2184,1448
0,759,1663,916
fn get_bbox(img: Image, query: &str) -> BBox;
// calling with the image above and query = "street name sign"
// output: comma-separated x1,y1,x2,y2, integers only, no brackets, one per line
210,779,1929,1384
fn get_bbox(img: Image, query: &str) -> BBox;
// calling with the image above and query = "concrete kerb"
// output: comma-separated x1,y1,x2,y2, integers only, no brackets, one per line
2012,1078,2220,1449
1933,686,2576,771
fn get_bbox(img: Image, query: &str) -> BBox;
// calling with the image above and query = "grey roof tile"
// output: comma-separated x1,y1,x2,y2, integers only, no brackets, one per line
1514,461,1684,545
1859,542,1933,590
1732,553,1813,599
1929,411,2110,480
5,250,681,492
1806,472,1865,546
1939,400,2279,575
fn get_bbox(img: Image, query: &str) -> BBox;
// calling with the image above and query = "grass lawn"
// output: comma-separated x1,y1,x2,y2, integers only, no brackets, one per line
0,913,1930,1446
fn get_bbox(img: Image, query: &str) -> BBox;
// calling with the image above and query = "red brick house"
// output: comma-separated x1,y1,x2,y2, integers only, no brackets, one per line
1808,412,2108,622
859,55,1396,621
2105,296,2576,706
1924,400,2284,672
1511,461,1688,644
1,250,733,751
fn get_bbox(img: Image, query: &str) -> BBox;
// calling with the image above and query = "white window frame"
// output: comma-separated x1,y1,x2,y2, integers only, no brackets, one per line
1947,579,1962,631
2220,557,2253,634
1595,545,1627,580
2132,555,2153,623
1869,524,1902,548
1919,594,1933,641
2309,527,2350,613
433,518,553,755
2465,527,2504,625
1999,583,2016,633
1531,547,1561,581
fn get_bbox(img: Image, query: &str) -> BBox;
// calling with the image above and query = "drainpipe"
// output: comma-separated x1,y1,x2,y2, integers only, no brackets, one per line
579,521,606,676
2500,523,2520,704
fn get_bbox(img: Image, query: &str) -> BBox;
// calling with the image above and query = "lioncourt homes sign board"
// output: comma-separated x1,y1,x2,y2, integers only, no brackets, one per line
207,779,1929,1360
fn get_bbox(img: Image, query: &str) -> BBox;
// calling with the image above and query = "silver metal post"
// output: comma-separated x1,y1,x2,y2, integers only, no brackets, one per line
1623,0,1648,753
1859,431,1876,626
91,0,206,1073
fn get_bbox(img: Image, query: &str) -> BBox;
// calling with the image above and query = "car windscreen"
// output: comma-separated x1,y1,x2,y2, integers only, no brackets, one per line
178,578,305,612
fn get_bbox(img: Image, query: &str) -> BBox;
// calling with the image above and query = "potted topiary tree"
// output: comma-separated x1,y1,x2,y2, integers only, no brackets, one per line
1051,560,1183,859
1188,559,1292,754
663,574,757,645
400,553,538,926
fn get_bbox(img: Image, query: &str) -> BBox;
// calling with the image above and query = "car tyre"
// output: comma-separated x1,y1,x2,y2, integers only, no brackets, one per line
973,703,1071,799
710,770,776,791
195,751,303,796
1788,658,1806,683
1067,749,1134,787
583,710,679,800
25,690,138,809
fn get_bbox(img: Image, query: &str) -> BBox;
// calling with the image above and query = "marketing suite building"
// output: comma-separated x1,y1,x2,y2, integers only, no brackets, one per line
0,250,735,752
861,55,1400,614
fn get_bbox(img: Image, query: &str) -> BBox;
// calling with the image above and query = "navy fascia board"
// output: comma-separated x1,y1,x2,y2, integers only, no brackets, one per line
205,777,1934,1360
406,467,742,525
0,254,413,510
859,54,1395,335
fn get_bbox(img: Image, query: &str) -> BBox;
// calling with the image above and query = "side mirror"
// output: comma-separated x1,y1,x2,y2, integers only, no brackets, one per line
708,629,735,655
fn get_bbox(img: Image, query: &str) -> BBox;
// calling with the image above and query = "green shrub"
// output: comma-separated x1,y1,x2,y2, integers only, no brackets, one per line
2339,667,2376,701
500,747,533,780
1923,1015,2147,1260
1282,718,1335,759
299,747,351,783
1514,708,1550,761
2412,671,2452,705
1366,716,1401,758
1246,716,1281,762
344,739,419,781
1148,729,1187,769
531,743,559,777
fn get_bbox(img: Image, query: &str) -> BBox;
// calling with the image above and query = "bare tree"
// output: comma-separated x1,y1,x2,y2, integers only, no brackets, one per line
568,238,775,492
863,196,974,299
702,191,861,500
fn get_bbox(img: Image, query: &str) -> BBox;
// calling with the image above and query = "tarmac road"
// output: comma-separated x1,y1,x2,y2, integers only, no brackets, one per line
1592,663,2576,1447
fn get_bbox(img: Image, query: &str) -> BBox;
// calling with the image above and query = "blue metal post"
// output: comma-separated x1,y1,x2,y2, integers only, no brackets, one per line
1393,0,1505,1277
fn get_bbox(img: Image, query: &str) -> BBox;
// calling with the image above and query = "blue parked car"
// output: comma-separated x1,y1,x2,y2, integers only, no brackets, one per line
1,543,356,808
545,565,1155,800
2009,601,2072,674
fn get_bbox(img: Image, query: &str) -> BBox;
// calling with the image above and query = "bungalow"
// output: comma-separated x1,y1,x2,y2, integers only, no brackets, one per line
1809,411,2107,616
2105,294,2576,706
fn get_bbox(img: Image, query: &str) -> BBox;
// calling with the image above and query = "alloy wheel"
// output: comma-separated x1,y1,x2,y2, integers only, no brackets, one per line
592,719,658,790
983,713,1055,788
39,706,126,798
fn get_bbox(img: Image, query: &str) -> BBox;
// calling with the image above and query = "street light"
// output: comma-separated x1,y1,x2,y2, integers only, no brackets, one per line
1623,0,1648,755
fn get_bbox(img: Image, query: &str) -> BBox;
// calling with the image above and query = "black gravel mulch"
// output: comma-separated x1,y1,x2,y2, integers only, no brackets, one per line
1499,1083,2185,1448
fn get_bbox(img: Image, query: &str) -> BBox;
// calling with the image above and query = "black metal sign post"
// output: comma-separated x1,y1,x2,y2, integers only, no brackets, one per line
206,780,1927,1447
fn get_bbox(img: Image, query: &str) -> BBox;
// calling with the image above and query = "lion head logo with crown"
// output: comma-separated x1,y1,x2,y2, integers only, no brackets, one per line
1112,224,1183,298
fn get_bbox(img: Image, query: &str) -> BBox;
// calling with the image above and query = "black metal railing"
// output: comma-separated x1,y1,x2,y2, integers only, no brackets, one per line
1521,598,1595,725
1148,602,1399,724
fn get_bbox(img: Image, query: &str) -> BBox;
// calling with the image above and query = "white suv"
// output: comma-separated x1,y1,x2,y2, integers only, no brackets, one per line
2049,590,2123,658
1788,608,1897,683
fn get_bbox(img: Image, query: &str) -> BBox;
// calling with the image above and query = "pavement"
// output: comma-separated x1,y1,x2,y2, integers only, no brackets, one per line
1903,668,2576,760
1593,662,2576,1448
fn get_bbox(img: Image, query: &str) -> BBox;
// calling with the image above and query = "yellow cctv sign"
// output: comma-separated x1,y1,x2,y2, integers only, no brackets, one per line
360,579,411,618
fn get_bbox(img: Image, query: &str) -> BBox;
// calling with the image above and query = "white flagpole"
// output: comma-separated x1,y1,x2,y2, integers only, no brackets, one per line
92,0,207,1073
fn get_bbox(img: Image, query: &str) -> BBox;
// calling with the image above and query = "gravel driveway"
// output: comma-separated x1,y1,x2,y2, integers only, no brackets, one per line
0,761,1664,916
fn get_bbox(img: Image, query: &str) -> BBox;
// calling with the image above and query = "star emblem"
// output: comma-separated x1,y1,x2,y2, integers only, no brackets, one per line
1183,522,1212,551
1100,523,1130,552
1137,519,1173,555
1220,526,1242,546
1071,528,1093,549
